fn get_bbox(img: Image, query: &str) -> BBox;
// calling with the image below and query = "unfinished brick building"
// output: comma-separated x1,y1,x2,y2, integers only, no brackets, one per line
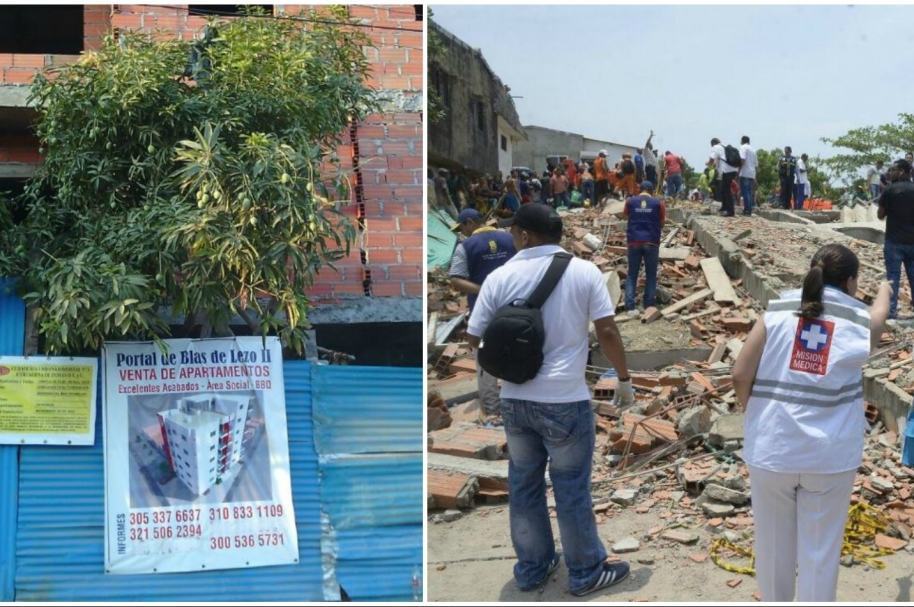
0,4,422,364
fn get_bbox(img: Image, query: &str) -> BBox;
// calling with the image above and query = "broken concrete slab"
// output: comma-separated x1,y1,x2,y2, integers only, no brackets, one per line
610,488,639,507
428,469,478,510
427,452,510,489
677,406,712,437
612,537,641,553
708,414,745,449
659,247,691,261
661,529,700,545
702,483,750,506
604,271,622,308
428,422,507,460
433,373,479,405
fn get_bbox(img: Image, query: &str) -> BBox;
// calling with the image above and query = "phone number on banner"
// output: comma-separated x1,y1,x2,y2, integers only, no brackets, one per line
127,505,286,547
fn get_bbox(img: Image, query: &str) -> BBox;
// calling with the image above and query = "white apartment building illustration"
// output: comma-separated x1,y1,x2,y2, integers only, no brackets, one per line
157,394,252,495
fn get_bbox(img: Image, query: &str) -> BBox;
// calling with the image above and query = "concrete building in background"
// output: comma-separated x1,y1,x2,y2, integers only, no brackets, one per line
428,20,525,178
513,125,640,176
158,394,252,495
0,4,423,366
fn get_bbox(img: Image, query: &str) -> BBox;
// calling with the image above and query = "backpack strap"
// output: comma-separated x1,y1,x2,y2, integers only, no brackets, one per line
526,252,572,309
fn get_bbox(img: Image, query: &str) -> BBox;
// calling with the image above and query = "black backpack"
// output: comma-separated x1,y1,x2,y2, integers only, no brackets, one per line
724,144,742,168
477,253,572,384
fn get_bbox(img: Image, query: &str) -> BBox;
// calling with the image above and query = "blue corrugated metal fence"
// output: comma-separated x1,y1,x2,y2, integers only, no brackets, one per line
0,281,421,600
0,278,25,601
311,366,423,602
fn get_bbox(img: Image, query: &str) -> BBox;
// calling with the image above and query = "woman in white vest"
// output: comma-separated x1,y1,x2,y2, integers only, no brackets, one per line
733,244,891,602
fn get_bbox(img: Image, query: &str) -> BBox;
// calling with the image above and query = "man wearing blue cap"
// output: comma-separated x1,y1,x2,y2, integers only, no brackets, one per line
449,208,517,415
622,180,665,317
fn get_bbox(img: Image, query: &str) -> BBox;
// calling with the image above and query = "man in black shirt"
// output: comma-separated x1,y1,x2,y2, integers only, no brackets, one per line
777,147,797,209
878,159,914,317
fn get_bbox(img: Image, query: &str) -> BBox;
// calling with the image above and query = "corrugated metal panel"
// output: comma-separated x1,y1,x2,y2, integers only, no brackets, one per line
311,364,423,602
0,278,25,601
311,366,423,454
13,360,326,601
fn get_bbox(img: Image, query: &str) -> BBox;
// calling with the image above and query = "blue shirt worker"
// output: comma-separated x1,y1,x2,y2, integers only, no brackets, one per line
622,181,665,317
449,208,517,415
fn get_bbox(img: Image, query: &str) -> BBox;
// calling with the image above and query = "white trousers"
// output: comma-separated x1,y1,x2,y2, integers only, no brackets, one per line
476,353,500,414
748,466,856,602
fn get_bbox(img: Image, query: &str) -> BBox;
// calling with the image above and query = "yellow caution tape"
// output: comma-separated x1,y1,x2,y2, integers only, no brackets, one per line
841,502,894,570
710,501,896,576
710,538,756,576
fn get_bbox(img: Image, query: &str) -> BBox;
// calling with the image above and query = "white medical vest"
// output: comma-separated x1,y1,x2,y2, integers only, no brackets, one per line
743,286,870,474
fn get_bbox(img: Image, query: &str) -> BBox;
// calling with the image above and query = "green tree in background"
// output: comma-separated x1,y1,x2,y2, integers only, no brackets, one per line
0,7,377,353
821,113,914,183
428,11,446,123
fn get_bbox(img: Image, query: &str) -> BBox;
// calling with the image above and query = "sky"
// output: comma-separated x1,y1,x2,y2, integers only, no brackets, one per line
431,4,914,171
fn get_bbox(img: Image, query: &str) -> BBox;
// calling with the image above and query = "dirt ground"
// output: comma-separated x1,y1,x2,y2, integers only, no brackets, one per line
427,505,913,602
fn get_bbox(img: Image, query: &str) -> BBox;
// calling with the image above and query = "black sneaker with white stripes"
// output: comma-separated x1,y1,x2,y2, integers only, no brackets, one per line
570,561,630,597
517,553,562,592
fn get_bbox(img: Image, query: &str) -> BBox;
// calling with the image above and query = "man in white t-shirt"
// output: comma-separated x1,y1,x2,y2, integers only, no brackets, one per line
708,137,738,216
738,135,759,216
795,153,811,209
467,203,634,597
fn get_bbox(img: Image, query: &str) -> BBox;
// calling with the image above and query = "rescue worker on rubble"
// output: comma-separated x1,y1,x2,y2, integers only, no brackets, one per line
593,150,611,205
733,243,891,602
449,208,517,416
622,180,665,318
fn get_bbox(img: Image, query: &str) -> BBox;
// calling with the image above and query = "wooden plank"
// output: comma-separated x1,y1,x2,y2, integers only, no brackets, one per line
660,288,713,316
661,227,680,247
427,312,438,347
700,257,740,304
708,342,728,364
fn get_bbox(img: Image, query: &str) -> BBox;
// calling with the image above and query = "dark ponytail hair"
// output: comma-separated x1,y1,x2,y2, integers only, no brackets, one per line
797,244,859,319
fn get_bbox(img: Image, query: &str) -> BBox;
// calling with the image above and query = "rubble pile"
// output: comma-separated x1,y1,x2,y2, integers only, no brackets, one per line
425,200,914,572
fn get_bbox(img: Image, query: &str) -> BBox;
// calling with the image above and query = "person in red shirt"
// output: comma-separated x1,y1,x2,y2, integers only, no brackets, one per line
664,151,684,197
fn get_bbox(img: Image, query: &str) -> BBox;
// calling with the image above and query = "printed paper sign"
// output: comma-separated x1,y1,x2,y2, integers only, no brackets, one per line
0,356,97,445
102,337,298,574
790,318,834,376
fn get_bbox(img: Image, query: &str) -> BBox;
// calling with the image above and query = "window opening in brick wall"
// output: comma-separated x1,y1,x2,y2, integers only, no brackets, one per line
0,5,84,54
472,99,485,132
431,67,450,109
414,5,423,21
188,5,274,17
500,135,507,152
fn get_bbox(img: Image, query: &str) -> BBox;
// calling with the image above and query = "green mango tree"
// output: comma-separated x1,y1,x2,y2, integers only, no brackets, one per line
1,7,377,353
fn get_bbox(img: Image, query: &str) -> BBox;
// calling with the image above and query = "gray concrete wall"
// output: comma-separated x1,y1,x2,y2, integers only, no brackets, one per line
428,22,524,177
514,126,639,175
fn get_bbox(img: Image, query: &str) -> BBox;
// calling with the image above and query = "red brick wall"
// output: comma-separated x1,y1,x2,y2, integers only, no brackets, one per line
0,4,424,303
0,6,109,83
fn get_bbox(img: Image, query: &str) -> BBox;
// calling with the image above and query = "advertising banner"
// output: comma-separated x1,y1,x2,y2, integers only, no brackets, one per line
102,337,298,574
0,356,97,445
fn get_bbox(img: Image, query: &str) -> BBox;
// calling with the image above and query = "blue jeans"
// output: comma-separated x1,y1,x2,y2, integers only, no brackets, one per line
501,399,606,593
794,183,807,209
582,180,595,204
625,243,659,311
666,174,683,197
884,239,914,318
555,190,570,208
871,183,883,200
740,177,755,215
